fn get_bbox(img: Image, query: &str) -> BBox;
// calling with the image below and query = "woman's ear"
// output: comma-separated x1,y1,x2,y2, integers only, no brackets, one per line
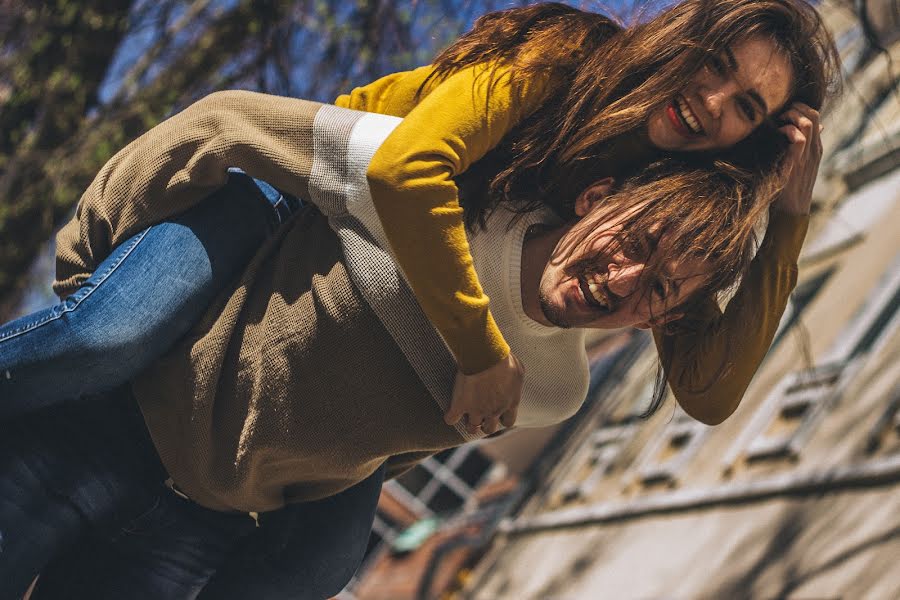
574,177,615,217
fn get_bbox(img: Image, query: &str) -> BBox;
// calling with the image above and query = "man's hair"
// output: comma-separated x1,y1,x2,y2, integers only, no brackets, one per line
559,124,790,416
423,0,840,227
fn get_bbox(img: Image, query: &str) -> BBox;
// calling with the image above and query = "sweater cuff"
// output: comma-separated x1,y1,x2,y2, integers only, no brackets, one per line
765,209,810,265
454,312,511,375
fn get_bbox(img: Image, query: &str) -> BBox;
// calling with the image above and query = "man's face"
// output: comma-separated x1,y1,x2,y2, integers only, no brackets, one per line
537,197,710,330
646,34,794,152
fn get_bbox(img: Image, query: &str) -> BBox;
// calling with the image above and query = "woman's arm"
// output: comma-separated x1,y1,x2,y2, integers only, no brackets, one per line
654,209,809,425
656,101,822,425
365,64,554,376
364,63,555,434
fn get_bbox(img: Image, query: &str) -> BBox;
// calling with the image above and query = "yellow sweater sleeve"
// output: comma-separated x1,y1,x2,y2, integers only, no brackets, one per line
366,64,554,374
653,209,810,425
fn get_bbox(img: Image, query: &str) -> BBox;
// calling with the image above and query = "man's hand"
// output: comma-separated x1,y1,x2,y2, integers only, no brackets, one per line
774,102,823,216
444,352,524,435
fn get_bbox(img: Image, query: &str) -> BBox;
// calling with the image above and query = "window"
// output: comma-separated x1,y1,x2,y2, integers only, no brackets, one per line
386,445,492,518
723,255,900,470
626,407,710,488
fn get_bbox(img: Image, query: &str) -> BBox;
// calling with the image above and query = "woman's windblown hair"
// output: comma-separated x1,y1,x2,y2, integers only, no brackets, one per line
426,0,840,226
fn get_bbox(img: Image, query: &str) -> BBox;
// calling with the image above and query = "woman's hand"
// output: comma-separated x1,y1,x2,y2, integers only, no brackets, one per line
444,352,524,435
774,102,823,216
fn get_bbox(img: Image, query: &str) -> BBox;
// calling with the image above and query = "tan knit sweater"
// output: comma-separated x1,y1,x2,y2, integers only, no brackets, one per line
53,95,472,512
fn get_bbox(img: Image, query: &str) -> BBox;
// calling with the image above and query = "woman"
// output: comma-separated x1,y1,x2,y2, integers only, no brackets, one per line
2,1,838,428
0,0,838,596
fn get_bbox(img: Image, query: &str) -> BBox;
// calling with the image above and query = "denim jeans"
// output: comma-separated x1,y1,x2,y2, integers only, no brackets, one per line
0,171,291,418
0,387,384,600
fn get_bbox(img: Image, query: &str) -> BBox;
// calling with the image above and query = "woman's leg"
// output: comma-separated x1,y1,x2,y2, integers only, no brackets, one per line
0,173,289,419
196,464,386,600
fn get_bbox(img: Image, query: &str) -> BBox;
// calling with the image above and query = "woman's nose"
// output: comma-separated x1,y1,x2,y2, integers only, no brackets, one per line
703,80,741,120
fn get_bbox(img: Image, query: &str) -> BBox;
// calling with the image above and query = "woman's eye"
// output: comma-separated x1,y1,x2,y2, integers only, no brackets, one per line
708,54,727,75
653,280,667,298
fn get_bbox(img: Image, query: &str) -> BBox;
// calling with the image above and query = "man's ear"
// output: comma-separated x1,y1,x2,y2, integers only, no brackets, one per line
634,311,684,330
574,177,615,217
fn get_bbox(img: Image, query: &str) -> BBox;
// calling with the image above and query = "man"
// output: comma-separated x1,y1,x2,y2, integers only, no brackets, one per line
6,93,800,597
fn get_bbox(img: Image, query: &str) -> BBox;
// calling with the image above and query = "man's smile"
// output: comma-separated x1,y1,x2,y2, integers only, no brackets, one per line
576,275,612,313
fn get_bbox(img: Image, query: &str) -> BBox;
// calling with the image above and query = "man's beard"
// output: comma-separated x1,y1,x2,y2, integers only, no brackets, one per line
538,288,573,329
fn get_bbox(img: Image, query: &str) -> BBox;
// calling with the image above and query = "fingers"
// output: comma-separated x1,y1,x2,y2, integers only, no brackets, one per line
773,102,823,215
780,103,822,155
481,416,501,436
465,414,484,435
444,409,463,426
444,352,525,434
499,403,518,428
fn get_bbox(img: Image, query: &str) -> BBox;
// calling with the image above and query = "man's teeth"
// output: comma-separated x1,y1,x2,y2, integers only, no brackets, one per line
587,281,608,308
676,96,702,134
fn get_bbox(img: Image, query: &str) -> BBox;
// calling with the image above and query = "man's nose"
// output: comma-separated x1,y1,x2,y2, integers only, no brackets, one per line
607,263,644,297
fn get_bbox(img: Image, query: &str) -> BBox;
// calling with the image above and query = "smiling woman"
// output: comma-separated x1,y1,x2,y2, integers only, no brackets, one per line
646,35,795,151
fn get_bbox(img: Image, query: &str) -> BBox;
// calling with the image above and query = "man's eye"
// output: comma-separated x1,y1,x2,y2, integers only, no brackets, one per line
739,98,757,122
622,237,643,257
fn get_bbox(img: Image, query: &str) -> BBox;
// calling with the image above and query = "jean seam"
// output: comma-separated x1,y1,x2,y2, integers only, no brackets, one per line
0,227,152,343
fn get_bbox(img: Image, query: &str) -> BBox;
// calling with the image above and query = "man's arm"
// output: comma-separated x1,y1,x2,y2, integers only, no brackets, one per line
54,91,326,297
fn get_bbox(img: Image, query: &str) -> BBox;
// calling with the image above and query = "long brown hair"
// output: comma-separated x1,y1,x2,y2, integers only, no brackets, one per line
560,124,790,416
563,124,790,323
423,1,840,227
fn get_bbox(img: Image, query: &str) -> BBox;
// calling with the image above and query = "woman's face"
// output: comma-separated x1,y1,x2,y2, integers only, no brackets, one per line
646,34,794,152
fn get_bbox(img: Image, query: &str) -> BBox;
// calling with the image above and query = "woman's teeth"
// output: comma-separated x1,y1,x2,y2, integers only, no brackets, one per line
676,96,703,134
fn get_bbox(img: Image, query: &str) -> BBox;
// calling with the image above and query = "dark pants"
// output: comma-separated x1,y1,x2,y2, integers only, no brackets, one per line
0,388,384,600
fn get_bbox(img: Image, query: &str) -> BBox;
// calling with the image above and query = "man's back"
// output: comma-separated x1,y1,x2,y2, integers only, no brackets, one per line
133,206,464,514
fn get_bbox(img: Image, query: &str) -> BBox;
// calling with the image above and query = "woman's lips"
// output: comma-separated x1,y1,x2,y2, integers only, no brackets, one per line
666,97,703,139
667,103,693,138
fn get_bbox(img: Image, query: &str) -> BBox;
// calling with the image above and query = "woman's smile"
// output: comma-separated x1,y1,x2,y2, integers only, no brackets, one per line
667,94,705,138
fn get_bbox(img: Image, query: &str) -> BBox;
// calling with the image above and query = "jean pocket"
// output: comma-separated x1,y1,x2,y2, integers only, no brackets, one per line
119,493,177,537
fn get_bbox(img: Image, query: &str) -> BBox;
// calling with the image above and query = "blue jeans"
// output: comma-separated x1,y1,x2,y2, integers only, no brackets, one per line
0,174,382,597
0,172,292,417
0,387,384,600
